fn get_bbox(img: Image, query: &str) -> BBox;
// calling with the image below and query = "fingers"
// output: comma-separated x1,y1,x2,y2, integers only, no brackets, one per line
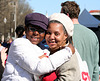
39,53,49,59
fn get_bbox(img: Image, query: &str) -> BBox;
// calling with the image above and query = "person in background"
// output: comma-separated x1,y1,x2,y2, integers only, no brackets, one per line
2,40,7,48
0,40,8,80
0,48,7,81
15,25,25,38
0,38,13,80
61,1,99,81
6,37,13,54
95,24,100,66
96,24,100,81
2,13,73,81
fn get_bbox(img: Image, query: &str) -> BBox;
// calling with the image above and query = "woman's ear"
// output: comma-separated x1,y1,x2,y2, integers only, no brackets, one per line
64,34,68,40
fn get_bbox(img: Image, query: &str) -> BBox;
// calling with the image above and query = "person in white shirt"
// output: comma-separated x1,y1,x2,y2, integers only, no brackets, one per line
2,13,73,81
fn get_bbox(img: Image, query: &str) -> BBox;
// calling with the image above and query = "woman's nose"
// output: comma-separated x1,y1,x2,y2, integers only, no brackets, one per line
33,31,39,36
49,34,55,39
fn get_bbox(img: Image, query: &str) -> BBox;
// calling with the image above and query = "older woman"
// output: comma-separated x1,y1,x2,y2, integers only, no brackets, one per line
42,13,81,81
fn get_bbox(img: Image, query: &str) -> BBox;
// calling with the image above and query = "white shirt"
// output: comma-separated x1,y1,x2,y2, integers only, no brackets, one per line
2,37,72,81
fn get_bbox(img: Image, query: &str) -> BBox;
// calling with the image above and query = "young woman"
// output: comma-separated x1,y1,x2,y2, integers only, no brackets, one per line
42,13,81,81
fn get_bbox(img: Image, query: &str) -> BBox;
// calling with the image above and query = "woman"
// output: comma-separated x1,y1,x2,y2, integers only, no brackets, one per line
2,13,73,81
42,13,81,81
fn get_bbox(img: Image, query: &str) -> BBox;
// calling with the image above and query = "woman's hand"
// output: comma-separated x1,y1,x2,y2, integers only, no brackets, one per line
39,53,48,59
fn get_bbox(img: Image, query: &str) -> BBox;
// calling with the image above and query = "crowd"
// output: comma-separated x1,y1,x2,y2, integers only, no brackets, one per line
0,1,99,81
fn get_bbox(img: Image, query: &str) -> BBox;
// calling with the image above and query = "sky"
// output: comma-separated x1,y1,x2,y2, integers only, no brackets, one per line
26,0,100,16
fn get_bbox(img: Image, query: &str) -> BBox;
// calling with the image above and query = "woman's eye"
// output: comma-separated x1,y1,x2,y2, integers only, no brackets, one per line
55,33,59,36
46,31,51,35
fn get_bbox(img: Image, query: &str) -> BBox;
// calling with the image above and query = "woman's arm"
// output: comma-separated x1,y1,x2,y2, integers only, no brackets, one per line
10,39,73,75
0,48,7,68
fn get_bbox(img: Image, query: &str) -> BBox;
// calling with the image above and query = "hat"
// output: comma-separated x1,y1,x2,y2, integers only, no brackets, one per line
49,13,74,37
25,13,49,30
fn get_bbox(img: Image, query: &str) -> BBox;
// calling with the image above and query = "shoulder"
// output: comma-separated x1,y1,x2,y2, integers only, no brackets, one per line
56,51,80,80
12,38,31,46
58,53,78,70
12,38,41,49
74,24,98,39
74,24,93,33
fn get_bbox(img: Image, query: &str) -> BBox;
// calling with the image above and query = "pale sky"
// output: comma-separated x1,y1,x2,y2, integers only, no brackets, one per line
26,0,100,16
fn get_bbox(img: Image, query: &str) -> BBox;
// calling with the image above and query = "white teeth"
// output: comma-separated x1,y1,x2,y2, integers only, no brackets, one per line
32,37,38,39
34,37,37,39
49,41,55,43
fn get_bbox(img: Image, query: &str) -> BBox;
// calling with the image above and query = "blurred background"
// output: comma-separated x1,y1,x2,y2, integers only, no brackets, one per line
0,0,33,41
0,0,100,43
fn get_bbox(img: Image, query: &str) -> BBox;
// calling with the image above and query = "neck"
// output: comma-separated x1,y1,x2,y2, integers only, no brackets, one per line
50,44,66,54
71,18,79,24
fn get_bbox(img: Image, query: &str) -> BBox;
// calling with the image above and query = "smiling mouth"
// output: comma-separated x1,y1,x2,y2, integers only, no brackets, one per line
48,41,56,45
49,40,55,43
31,36,39,39
31,36,40,41
32,37,38,39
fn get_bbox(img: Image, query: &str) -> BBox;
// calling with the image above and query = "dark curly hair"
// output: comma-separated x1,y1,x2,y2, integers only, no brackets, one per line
61,1,80,19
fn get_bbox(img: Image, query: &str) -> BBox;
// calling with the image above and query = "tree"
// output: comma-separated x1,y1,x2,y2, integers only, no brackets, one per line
0,0,33,40
17,0,33,25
